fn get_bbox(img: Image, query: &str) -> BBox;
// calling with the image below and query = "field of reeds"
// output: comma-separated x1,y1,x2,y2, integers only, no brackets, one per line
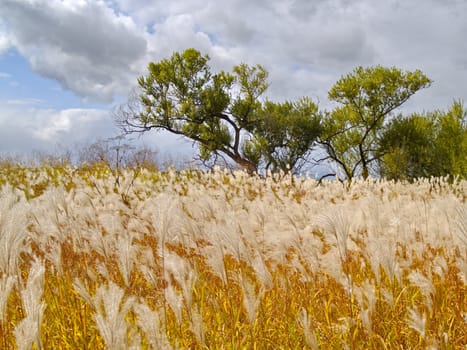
0,163,466,349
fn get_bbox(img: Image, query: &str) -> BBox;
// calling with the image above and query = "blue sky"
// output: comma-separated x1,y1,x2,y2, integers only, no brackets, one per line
0,49,103,110
0,0,466,165
0,48,118,154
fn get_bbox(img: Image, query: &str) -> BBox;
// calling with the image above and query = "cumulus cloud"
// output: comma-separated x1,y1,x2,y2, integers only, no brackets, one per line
1,0,467,157
357,0,467,110
145,13,213,58
0,104,193,162
2,0,467,107
0,32,11,54
0,106,116,154
0,0,147,101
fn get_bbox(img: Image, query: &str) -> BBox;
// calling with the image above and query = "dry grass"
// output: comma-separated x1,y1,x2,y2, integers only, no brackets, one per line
0,164,466,349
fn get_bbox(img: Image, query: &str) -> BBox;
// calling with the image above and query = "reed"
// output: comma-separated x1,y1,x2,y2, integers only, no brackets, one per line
0,164,465,348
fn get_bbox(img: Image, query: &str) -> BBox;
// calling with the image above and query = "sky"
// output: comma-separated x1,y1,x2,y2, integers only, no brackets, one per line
1,0,466,162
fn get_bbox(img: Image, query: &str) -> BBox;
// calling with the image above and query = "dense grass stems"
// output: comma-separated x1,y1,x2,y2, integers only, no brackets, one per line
0,163,466,348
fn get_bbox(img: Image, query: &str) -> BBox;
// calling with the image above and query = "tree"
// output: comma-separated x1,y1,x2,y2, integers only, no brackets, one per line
244,97,322,173
319,66,432,180
378,113,435,179
116,48,322,174
78,136,160,171
380,100,467,180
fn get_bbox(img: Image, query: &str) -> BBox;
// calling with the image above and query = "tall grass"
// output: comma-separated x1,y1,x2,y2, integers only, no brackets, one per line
0,164,466,348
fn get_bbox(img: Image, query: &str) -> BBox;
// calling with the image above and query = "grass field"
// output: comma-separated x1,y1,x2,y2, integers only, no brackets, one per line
0,164,466,349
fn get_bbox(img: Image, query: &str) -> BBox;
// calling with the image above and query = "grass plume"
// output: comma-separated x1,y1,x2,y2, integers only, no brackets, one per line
0,163,465,348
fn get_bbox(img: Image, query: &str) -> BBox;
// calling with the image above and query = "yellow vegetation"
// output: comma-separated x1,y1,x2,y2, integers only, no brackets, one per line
0,164,466,349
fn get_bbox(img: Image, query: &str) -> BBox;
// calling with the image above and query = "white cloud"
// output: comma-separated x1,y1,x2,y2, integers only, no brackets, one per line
2,0,467,108
145,13,213,58
0,106,116,153
0,105,196,163
358,0,467,110
0,32,11,54
6,98,43,105
0,0,147,101
1,0,467,157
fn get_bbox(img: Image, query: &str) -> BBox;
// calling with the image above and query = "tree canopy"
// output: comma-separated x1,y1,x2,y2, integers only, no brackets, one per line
319,66,432,179
379,100,467,180
117,48,321,174
116,48,465,180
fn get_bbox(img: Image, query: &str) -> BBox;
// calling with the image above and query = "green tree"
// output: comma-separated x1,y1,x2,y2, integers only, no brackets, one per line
116,48,322,174
320,66,432,179
380,100,467,180
244,97,322,173
378,113,435,179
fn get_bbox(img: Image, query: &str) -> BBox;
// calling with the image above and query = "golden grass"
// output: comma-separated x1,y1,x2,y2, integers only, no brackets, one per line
0,164,466,349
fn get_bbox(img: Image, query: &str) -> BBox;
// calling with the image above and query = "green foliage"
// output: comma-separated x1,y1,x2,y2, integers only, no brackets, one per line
380,101,467,180
122,48,322,174
321,66,432,179
248,97,322,173
120,49,465,180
